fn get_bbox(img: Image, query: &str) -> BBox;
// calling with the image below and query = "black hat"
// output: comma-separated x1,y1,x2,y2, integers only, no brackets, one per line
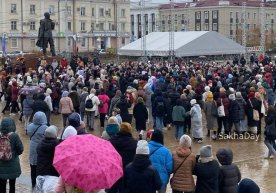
151,130,164,145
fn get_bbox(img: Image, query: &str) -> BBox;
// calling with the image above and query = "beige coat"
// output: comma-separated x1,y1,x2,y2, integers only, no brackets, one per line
170,147,196,192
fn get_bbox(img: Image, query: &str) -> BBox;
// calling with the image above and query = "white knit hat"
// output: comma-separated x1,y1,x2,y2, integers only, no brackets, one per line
62,126,77,140
136,140,150,155
190,99,197,106
179,135,192,148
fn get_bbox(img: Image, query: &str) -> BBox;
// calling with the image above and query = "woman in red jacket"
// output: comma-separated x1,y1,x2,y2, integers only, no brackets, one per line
98,88,110,129
60,57,68,71
10,81,20,115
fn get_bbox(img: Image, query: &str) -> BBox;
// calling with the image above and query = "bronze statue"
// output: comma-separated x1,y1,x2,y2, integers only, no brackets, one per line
36,12,56,56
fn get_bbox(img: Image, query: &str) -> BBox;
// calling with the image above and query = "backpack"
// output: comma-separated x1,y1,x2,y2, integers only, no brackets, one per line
85,96,94,109
156,101,165,114
0,132,13,161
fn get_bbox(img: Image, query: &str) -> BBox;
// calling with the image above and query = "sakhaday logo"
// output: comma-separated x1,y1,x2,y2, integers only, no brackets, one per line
218,132,260,141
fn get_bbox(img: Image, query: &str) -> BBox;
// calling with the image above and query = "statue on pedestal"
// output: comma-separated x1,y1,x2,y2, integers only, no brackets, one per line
36,12,56,57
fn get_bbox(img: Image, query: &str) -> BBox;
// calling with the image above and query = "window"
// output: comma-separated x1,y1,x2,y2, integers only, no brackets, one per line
204,11,209,19
122,37,125,45
212,23,218,31
68,22,71,31
81,38,86,47
108,9,111,17
30,21,35,30
91,23,95,30
204,23,209,31
121,23,125,32
67,38,72,46
11,4,16,13
121,9,126,18
67,6,71,16
236,12,239,19
49,5,55,15
30,4,35,14
247,13,250,19
196,23,200,31
30,39,36,47
11,38,18,48
213,11,218,19
80,7,85,16
196,12,201,20
92,8,95,16
11,21,17,30
99,23,104,30
230,12,233,19
247,24,250,30
99,8,104,17
81,22,86,31
109,23,112,30
254,13,256,19
254,24,256,29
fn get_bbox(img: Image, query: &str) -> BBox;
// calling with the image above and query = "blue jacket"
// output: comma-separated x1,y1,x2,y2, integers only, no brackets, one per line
23,97,34,116
148,141,173,188
27,111,48,165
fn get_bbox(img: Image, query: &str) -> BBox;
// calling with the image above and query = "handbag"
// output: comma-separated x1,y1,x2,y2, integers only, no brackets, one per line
217,99,225,117
249,99,259,121
211,101,218,117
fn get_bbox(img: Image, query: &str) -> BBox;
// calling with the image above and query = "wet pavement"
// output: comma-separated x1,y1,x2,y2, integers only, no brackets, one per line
1,109,276,193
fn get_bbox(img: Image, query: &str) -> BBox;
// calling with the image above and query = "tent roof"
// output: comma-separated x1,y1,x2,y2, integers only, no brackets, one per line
118,31,245,57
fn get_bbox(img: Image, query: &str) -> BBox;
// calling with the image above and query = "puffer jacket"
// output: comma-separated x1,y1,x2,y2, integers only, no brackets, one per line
236,97,246,120
228,100,240,123
27,111,48,165
59,96,74,114
216,148,241,193
23,97,34,116
170,147,196,192
148,141,173,188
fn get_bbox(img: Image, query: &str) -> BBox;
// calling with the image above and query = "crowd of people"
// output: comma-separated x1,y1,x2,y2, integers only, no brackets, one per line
0,53,274,193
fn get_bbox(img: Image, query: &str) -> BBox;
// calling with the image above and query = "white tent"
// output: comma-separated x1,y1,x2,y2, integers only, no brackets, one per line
118,31,246,57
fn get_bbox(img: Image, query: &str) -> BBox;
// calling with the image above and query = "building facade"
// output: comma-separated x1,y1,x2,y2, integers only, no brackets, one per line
159,0,276,48
0,0,131,53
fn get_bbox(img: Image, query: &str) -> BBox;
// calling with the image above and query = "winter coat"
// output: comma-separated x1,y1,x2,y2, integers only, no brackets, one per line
44,94,53,112
217,93,230,116
190,104,203,138
228,100,241,123
11,85,19,102
32,99,50,117
133,103,148,131
36,137,59,177
79,92,89,113
172,105,186,125
109,95,121,116
68,91,80,110
125,155,162,193
193,160,221,193
116,98,131,123
148,141,173,188
85,94,100,112
204,101,218,130
98,94,110,114
27,111,48,165
246,97,261,127
216,149,241,193
264,112,276,140
168,92,180,108
145,87,153,108
23,97,34,116
236,97,247,120
59,96,74,114
153,96,167,117
0,119,24,179
171,147,196,192
110,132,137,169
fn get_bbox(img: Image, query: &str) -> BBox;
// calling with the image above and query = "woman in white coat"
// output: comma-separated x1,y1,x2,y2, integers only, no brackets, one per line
190,99,203,144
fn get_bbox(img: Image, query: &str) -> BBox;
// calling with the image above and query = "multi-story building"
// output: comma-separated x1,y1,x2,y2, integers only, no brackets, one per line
0,0,131,53
159,0,276,48
130,0,191,41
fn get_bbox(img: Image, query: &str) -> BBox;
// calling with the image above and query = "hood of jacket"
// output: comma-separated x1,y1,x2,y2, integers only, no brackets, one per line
216,148,233,165
238,178,260,193
132,154,151,171
176,147,192,157
33,111,47,125
0,118,16,134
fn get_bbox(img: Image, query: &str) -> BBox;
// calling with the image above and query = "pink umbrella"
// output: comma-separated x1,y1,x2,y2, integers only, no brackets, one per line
53,134,123,191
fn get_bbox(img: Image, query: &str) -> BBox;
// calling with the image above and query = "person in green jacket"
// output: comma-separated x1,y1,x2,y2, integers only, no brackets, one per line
172,99,187,141
0,118,24,193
